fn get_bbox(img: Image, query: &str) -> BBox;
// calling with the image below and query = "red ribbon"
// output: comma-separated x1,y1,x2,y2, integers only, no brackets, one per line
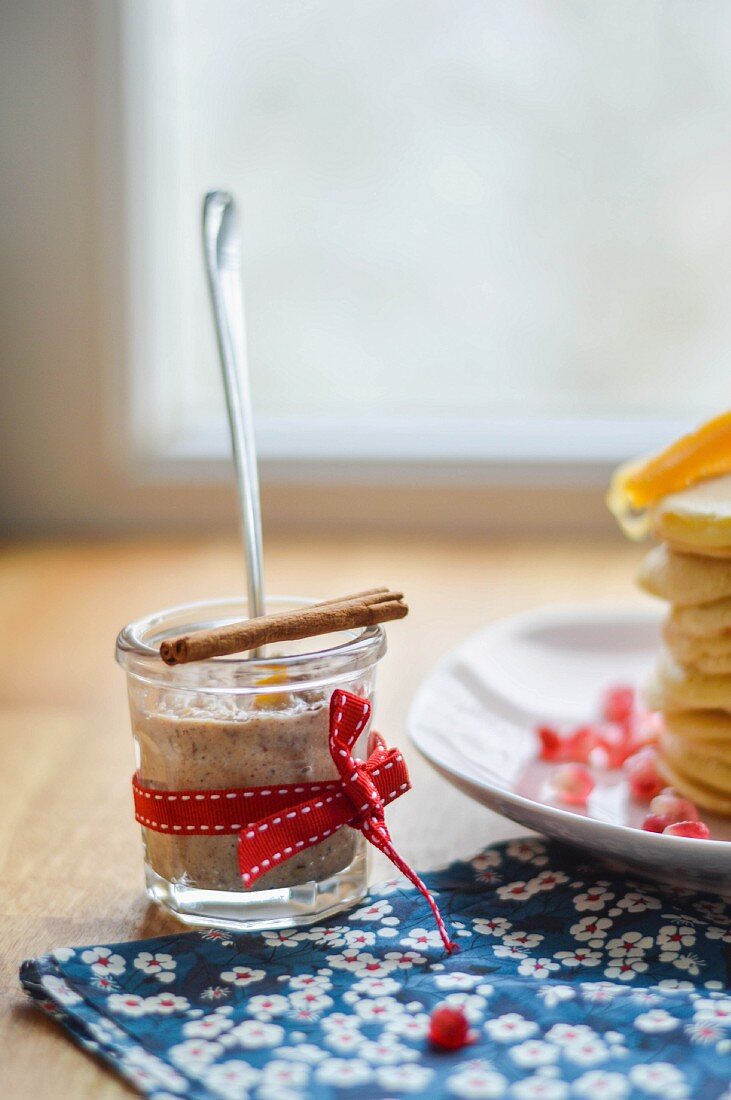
132,689,455,953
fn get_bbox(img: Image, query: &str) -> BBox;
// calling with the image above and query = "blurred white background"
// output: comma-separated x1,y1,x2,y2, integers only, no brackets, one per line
2,1,731,533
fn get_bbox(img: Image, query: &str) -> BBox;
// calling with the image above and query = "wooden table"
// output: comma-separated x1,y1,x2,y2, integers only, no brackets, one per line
0,534,646,1097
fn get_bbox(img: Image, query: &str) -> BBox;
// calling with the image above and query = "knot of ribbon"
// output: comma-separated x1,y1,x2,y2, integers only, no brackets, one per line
132,689,455,953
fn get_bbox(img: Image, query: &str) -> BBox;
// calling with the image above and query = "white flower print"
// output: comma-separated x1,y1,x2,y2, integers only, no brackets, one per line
527,870,569,892
107,993,148,1017
40,974,82,1006
220,965,265,987
342,928,375,948
506,839,548,865
261,1059,310,1088
657,924,696,956
653,979,694,994
473,917,512,938
228,1020,285,1049
90,974,118,993
517,958,560,979
580,981,625,1003
615,891,661,914
604,957,648,981
383,949,426,969
146,993,189,1015
485,1013,539,1043
685,1021,722,1044
447,1058,508,1098
694,996,731,1027
201,986,230,1002
351,975,401,998
287,973,332,991
133,951,176,983
245,993,290,1019
562,1036,610,1066
493,944,528,961
497,880,535,902
399,926,448,950
288,988,333,1014
80,947,126,977
201,928,234,947
385,1012,431,1040
671,953,704,976
201,1059,259,1099
306,925,349,947
327,948,378,972
376,1063,435,1093
511,1075,568,1099
349,899,393,922
606,931,653,957
183,1014,235,1039
434,971,482,991
169,1039,223,1073
634,1009,680,1033
706,925,731,944
573,1071,628,1099
537,985,575,1009
443,992,488,1023
321,1011,361,1031
570,916,613,946
629,1062,689,1099
315,1057,372,1088
359,1035,419,1065
122,1047,188,1092
508,1040,558,1068
261,929,309,949
353,995,406,1023
325,1027,365,1054
554,948,601,968
50,947,75,962
574,885,615,912
503,932,544,950
473,850,501,870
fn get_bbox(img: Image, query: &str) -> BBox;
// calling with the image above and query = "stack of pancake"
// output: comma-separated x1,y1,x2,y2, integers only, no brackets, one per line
632,474,731,816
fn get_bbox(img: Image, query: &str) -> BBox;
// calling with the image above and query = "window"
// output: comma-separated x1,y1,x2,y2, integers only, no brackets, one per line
116,1,731,478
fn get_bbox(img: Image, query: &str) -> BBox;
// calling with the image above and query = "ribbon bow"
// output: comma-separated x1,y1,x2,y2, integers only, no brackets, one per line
237,690,455,953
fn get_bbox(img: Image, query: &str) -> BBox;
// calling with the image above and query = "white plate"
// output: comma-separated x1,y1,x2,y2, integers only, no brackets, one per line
409,604,731,896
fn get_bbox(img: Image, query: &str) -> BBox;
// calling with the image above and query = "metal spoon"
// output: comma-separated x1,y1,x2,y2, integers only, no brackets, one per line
202,191,266,622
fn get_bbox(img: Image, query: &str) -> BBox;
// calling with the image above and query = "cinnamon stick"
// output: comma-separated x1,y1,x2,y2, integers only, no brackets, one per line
160,589,408,665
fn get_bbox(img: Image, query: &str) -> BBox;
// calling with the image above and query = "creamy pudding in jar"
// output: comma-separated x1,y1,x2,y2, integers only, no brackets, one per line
132,690,363,891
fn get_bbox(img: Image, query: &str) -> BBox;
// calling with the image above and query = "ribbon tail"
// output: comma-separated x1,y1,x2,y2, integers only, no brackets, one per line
367,820,457,954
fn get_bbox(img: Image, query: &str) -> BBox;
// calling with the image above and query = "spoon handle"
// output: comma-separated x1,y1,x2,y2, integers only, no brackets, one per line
202,191,265,620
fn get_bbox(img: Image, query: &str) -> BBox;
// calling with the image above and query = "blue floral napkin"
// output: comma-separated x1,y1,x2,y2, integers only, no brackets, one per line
20,838,731,1099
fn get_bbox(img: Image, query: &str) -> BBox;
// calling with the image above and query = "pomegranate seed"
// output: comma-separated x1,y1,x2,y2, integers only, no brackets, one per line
641,813,674,833
649,788,699,824
429,1004,473,1051
663,820,711,839
624,746,665,802
592,724,633,769
552,763,595,806
602,685,635,726
538,725,597,763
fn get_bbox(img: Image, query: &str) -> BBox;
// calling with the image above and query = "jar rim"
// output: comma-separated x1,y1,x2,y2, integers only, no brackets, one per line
115,596,387,692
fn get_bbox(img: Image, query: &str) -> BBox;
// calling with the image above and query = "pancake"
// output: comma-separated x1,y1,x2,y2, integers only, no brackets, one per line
644,650,731,712
637,544,731,606
670,596,731,638
652,473,731,554
664,707,731,745
658,757,731,817
663,620,731,675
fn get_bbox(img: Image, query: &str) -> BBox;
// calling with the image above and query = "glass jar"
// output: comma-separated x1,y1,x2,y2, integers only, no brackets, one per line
116,597,386,931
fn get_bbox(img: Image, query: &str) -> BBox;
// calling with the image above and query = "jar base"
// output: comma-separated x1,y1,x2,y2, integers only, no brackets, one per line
144,848,368,932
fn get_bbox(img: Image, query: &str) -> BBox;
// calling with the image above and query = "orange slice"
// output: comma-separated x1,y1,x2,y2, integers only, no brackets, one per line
607,409,731,538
